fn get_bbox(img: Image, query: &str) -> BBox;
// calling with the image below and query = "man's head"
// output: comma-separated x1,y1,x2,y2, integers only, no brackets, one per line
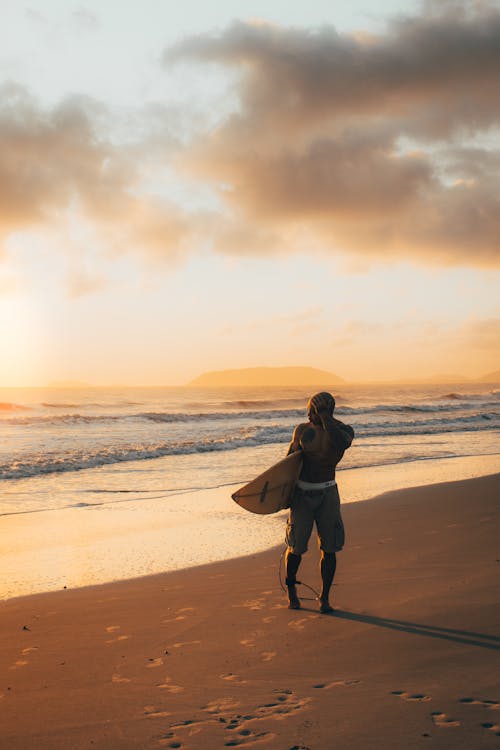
307,391,335,424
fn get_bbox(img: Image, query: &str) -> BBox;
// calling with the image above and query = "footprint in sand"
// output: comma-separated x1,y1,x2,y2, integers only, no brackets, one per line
234,599,266,611
261,616,276,624
112,674,131,684
240,638,256,647
288,618,314,632
220,673,247,684
260,652,276,662
481,722,500,736
106,635,130,644
315,680,361,689
203,697,241,714
144,705,172,719
169,692,308,746
224,730,276,746
459,697,500,710
391,690,431,702
170,718,203,729
21,647,39,655
162,615,187,624
170,640,201,649
255,690,311,720
147,657,164,669
484,701,500,710
105,625,121,633
158,736,182,748
156,730,179,747
176,607,195,614
157,678,184,693
10,660,29,670
431,711,461,728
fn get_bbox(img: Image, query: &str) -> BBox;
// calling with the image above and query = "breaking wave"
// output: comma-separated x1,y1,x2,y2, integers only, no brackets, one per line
1,411,498,480
6,394,499,427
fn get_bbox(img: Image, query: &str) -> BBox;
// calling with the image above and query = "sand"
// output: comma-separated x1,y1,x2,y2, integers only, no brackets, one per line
1,473,499,749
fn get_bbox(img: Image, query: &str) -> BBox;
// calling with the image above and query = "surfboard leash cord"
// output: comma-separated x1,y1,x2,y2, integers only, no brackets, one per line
278,546,321,602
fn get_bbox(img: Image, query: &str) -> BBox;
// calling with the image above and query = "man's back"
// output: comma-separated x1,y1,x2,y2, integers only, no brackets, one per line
288,417,353,482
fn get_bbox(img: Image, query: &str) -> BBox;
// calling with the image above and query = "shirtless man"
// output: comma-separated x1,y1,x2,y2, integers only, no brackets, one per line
285,391,354,614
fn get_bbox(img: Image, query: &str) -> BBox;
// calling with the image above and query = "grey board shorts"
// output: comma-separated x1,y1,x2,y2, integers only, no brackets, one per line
286,484,345,555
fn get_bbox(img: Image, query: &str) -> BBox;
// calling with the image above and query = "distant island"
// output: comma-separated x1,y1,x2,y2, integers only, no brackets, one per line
188,366,346,387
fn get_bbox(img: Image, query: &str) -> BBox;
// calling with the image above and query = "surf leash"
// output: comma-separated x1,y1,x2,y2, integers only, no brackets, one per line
278,546,321,602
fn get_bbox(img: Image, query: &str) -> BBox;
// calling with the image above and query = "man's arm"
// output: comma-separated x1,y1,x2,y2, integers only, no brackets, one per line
319,413,354,450
287,424,307,455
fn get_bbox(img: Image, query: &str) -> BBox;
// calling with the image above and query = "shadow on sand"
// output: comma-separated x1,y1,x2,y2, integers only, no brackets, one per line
330,609,500,650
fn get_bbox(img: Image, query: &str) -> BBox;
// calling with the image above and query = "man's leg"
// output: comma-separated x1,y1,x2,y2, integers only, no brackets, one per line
285,491,314,610
316,485,344,614
319,551,336,613
285,549,302,609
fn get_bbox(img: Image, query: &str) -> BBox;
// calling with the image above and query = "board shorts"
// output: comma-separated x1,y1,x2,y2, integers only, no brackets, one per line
286,483,345,555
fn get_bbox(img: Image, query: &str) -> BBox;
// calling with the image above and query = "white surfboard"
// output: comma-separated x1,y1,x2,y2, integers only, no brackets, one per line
231,451,303,515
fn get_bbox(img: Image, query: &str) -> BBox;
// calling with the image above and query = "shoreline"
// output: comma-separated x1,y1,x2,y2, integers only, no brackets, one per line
1,473,499,749
2,465,500,607
1,452,499,601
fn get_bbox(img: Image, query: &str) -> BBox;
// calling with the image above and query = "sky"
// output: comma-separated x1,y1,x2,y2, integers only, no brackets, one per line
0,0,499,386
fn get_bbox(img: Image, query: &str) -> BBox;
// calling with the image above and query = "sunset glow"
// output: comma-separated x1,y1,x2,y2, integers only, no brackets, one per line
1,0,498,386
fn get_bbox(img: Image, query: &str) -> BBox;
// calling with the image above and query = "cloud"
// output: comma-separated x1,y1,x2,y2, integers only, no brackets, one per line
25,8,48,25
0,83,203,270
166,1,500,266
72,7,99,32
3,2,500,278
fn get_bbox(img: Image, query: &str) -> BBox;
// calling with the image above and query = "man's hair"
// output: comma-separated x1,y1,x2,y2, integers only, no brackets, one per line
307,391,335,416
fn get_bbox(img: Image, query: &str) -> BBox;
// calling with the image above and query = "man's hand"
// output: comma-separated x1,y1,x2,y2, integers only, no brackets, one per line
309,393,333,415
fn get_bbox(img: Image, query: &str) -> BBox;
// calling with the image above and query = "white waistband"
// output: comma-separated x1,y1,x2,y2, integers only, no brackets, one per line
296,478,337,490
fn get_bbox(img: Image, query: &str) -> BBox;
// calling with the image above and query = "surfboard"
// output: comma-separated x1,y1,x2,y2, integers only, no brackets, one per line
231,451,303,515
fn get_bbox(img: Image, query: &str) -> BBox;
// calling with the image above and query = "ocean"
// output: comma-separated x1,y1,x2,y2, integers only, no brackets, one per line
1,382,499,513
1,382,499,597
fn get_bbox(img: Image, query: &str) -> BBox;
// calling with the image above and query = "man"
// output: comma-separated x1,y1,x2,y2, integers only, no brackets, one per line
285,391,354,614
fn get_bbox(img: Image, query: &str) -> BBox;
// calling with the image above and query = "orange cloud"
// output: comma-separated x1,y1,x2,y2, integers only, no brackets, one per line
2,2,500,278
166,1,500,266
0,83,201,269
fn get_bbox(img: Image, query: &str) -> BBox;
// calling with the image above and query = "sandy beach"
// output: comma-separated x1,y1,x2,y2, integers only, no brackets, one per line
1,472,499,749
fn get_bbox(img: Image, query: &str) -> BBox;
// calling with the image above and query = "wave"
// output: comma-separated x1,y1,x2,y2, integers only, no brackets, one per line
356,412,498,432
41,402,80,408
7,409,304,426
0,425,292,480
341,397,500,415
1,413,498,480
9,413,122,425
439,391,500,401
6,391,500,427
0,402,30,411
41,401,143,409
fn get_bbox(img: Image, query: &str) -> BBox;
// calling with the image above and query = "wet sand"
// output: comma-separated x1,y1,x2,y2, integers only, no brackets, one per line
3,452,499,600
1,473,499,749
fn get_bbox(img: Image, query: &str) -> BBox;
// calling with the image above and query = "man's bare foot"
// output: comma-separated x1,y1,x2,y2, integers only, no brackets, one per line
319,598,334,614
287,586,301,610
